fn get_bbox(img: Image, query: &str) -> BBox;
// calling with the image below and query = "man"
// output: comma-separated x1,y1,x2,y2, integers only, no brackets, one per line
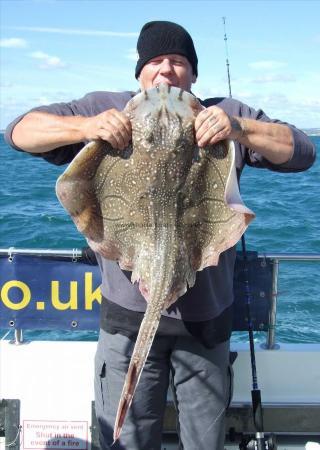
5,20,315,450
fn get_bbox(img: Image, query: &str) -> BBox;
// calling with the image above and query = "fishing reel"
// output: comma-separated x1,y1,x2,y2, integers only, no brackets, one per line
228,427,277,450
239,433,277,450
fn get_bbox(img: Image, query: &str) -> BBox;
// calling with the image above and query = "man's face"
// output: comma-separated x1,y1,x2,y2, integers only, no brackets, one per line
138,54,197,92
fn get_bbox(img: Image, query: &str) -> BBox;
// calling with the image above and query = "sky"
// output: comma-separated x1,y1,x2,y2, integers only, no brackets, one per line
1,0,320,130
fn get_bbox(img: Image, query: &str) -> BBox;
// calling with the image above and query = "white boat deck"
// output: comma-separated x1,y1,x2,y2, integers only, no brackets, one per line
1,339,319,449
1,250,319,448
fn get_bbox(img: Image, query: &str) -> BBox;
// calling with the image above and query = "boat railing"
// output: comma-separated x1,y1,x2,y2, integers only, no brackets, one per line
259,252,320,348
0,248,319,348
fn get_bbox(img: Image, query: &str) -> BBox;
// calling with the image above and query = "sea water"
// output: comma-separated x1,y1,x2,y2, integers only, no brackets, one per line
0,133,319,343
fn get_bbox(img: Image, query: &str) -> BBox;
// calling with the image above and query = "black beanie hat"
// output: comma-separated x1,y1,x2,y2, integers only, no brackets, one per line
135,21,198,79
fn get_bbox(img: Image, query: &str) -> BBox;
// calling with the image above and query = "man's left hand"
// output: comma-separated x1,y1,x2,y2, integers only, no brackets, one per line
194,106,242,147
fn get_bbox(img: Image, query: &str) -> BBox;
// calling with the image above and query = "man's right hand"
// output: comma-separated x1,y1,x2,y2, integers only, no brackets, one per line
11,109,132,154
83,109,132,150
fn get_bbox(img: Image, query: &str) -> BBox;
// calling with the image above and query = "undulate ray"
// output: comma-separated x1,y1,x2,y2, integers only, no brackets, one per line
56,84,255,442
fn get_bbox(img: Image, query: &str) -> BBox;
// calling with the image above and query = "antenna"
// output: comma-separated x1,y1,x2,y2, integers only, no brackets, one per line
222,16,232,98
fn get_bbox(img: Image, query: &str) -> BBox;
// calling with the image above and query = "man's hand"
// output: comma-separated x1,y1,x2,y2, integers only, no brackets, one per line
194,105,295,165
194,106,243,147
83,109,132,150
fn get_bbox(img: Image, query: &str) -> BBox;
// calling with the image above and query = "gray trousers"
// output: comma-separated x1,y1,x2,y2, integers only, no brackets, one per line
94,329,232,450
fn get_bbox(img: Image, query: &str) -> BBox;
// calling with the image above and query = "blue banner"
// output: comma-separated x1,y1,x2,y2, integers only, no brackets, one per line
0,251,273,332
0,254,101,330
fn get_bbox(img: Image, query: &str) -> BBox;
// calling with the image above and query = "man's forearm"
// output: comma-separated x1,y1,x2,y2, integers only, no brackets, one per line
11,108,132,153
12,112,88,153
232,117,294,165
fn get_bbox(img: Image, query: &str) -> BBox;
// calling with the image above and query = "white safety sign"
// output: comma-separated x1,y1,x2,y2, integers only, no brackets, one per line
23,420,88,449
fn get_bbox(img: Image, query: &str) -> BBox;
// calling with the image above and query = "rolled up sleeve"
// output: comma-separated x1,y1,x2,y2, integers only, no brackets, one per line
246,125,316,173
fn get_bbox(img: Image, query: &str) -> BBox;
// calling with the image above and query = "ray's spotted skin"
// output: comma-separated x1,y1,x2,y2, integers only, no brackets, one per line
56,84,255,442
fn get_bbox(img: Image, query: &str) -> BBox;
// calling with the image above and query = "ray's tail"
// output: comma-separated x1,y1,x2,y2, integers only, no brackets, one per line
112,230,177,443
112,296,164,443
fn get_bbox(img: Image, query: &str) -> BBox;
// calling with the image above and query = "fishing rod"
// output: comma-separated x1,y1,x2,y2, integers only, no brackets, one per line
222,16,232,99
221,16,276,450
239,236,276,450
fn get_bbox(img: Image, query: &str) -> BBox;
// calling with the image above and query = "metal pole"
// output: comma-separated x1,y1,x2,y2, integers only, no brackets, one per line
14,329,24,345
259,252,320,261
265,259,279,349
1,248,319,261
0,248,83,258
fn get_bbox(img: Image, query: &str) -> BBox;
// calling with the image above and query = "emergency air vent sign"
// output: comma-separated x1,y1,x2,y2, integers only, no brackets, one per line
23,420,88,449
